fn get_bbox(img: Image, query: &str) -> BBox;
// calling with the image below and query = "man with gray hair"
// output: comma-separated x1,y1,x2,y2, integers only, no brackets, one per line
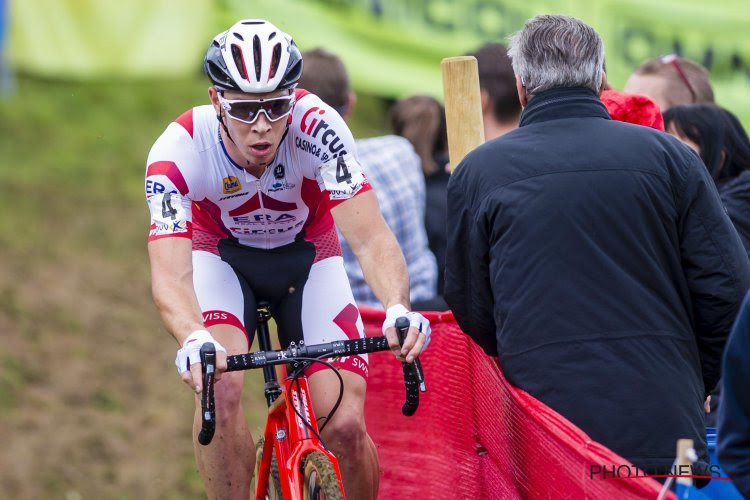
445,14,750,483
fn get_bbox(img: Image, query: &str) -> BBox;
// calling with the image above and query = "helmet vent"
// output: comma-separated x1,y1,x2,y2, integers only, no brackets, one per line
233,32,244,41
268,31,277,40
231,44,248,80
269,43,281,79
242,20,264,25
253,35,262,82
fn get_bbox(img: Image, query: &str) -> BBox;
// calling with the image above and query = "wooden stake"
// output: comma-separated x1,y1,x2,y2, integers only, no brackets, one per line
441,56,485,170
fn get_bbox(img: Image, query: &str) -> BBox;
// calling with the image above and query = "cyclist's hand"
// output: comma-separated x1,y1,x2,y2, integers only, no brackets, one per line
382,304,431,364
175,330,228,393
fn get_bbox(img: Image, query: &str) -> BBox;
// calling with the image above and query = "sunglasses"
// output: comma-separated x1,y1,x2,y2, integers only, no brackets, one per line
660,54,697,103
218,93,296,124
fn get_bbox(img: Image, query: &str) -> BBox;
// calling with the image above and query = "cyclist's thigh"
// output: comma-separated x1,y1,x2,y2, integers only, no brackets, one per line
296,255,369,380
192,249,255,351
308,368,367,421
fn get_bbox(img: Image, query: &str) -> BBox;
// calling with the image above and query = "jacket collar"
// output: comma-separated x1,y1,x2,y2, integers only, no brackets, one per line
519,87,611,127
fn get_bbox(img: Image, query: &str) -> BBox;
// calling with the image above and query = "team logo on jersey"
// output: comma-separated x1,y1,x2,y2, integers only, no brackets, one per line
273,164,285,179
300,107,348,159
269,180,296,192
222,176,242,194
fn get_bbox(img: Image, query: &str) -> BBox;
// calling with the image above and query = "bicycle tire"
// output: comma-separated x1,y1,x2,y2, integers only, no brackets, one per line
254,437,282,500
302,452,344,500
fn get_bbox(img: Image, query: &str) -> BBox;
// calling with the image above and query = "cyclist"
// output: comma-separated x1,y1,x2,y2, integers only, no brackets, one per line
145,19,431,500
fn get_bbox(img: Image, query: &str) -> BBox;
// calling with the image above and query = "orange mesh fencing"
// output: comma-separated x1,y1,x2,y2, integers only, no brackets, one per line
361,307,673,499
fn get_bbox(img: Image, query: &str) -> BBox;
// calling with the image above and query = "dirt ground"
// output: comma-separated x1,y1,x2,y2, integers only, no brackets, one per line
0,133,269,500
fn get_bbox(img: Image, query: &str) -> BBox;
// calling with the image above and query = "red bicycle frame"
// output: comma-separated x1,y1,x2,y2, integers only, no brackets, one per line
255,369,346,499
198,304,423,499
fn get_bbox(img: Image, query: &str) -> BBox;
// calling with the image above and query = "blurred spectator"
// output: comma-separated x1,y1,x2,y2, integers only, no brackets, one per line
600,89,664,130
391,96,449,298
403,43,517,296
299,49,439,309
470,42,521,141
717,290,750,498
445,14,750,483
664,103,750,427
0,0,13,94
664,103,750,256
624,54,714,111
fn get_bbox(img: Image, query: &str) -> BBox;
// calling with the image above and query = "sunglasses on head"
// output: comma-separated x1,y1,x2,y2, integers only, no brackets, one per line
217,92,296,124
660,54,697,103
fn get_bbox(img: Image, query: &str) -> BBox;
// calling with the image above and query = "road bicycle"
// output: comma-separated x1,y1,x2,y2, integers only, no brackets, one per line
197,302,426,499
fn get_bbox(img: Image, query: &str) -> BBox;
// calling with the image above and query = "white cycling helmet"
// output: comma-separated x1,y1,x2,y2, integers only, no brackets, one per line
204,19,303,93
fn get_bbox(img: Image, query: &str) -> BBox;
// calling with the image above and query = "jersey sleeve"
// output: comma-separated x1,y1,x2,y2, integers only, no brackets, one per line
144,110,203,241
292,93,372,208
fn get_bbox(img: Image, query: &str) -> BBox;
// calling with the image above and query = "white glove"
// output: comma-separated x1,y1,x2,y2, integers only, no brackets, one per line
382,304,432,351
175,330,227,374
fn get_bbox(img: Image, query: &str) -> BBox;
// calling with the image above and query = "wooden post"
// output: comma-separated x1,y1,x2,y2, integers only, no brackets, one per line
441,56,485,170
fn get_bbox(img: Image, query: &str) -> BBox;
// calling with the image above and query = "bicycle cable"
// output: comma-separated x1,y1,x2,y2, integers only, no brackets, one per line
285,356,345,447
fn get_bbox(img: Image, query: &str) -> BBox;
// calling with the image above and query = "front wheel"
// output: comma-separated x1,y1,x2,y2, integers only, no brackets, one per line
254,437,282,500
302,452,344,500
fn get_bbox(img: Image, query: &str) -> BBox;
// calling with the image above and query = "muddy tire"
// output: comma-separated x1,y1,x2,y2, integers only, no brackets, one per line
301,452,344,500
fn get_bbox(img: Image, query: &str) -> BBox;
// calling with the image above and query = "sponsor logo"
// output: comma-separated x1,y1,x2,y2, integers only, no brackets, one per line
222,176,241,194
145,179,177,196
328,184,363,200
232,213,298,225
300,107,348,158
268,180,296,192
229,219,305,235
203,311,229,322
352,356,369,377
291,388,313,433
149,220,187,236
294,137,322,158
273,164,285,179
218,191,249,201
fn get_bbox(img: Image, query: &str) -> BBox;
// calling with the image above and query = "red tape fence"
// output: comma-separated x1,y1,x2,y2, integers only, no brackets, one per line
361,307,672,499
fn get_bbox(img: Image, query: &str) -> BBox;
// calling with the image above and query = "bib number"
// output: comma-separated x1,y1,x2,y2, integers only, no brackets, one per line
320,154,365,200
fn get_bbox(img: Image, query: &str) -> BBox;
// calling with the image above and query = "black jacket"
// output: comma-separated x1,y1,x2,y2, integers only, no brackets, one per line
425,165,450,294
445,88,750,475
720,170,750,259
718,290,750,497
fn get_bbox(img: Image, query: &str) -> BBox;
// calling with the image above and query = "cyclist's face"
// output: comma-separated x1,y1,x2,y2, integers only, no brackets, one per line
209,87,292,170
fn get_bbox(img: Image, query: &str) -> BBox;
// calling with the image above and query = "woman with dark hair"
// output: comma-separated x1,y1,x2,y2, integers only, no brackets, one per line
664,104,750,256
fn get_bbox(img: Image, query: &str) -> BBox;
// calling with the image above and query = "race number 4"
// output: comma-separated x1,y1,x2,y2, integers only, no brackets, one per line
320,154,365,200
149,192,189,236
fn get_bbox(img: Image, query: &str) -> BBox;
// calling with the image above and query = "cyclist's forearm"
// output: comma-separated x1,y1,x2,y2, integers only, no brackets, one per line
152,274,206,345
332,191,411,309
357,231,411,310
148,238,205,345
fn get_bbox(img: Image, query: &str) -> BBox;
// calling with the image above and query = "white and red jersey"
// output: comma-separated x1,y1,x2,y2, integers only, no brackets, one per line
145,89,371,252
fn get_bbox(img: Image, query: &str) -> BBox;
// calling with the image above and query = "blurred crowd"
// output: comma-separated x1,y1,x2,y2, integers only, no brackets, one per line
298,21,750,495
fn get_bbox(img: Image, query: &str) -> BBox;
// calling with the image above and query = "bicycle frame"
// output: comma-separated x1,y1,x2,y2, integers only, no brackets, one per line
198,304,424,499
253,303,346,500
255,374,345,499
